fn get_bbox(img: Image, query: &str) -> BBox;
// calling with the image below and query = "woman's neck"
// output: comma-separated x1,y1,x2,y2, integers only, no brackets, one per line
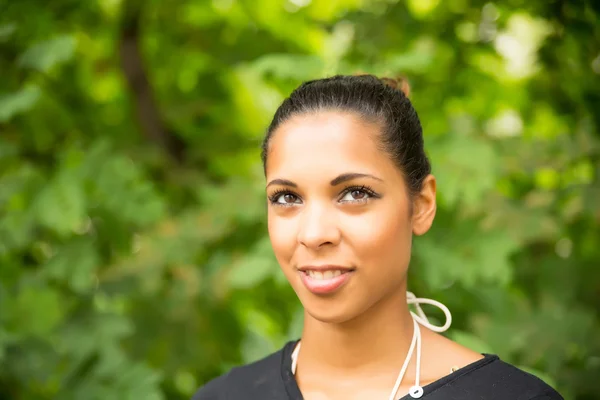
297,289,414,377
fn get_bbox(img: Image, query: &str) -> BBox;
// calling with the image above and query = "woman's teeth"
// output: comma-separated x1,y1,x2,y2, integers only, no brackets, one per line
306,270,344,280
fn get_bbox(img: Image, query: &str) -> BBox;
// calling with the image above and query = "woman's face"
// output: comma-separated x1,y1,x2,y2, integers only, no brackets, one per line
265,111,436,324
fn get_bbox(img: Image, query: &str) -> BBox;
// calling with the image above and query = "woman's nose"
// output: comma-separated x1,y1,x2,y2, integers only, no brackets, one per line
296,203,341,250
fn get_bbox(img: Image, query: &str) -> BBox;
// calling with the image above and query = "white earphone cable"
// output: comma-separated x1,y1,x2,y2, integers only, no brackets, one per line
387,317,419,400
407,292,452,333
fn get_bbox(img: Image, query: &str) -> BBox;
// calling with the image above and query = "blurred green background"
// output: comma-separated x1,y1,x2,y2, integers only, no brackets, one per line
1,0,599,399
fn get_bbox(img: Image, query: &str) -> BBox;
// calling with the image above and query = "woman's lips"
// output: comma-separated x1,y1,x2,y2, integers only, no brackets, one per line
298,267,354,295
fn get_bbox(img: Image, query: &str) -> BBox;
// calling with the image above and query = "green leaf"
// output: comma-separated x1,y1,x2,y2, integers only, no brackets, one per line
43,239,100,293
306,0,365,22
227,237,279,289
449,330,495,354
250,54,324,80
0,23,17,41
0,85,41,122
84,147,166,226
228,65,285,137
383,39,437,73
18,35,77,72
34,172,87,236
0,328,18,363
9,285,64,335
407,0,440,18
322,21,355,72
428,135,499,208
415,226,518,289
174,369,198,396
57,314,134,364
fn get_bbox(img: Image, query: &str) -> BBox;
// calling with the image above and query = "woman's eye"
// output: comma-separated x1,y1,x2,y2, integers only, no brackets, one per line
340,189,370,202
275,193,300,205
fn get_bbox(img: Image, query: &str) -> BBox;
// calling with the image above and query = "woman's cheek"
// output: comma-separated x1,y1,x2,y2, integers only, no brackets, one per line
346,206,411,268
268,214,297,267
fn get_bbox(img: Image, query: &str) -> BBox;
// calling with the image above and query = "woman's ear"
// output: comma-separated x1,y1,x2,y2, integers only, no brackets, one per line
412,174,437,236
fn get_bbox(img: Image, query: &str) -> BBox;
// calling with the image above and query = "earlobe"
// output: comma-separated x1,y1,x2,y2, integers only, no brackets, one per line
412,175,437,236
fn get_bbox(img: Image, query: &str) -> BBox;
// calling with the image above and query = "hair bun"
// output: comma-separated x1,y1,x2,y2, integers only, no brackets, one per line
380,76,411,98
351,72,411,97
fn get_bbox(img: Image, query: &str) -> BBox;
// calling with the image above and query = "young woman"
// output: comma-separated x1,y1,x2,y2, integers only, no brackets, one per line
192,75,563,400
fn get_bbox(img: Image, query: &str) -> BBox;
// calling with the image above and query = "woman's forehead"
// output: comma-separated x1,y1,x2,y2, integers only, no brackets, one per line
265,111,400,183
268,112,380,160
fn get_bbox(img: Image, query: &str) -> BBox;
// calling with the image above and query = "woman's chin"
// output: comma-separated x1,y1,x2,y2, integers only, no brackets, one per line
301,299,365,326
305,308,354,325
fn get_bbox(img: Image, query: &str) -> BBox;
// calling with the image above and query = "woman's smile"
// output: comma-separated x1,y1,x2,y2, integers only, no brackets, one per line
296,265,357,295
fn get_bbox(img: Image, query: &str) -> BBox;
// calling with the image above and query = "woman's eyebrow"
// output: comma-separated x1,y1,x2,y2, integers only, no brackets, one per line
330,172,383,186
266,178,297,188
267,173,383,188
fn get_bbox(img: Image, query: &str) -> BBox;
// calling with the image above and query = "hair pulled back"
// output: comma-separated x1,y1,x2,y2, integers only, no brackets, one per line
261,74,431,196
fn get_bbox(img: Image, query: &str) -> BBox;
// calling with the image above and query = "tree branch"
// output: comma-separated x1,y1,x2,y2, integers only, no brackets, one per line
118,0,185,162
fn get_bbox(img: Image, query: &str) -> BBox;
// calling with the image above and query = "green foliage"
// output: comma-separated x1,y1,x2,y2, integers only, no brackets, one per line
1,0,599,399
17,35,77,73
0,86,41,123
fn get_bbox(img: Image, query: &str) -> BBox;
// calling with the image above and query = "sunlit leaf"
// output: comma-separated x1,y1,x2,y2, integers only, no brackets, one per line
250,54,324,80
0,85,41,122
34,172,86,236
407,0,440,18
17,35,77,72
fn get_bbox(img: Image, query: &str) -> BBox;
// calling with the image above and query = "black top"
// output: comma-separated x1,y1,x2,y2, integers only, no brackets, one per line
192,340,563,400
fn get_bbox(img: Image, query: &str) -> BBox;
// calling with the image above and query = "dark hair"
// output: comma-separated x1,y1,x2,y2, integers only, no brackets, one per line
261,74,431,196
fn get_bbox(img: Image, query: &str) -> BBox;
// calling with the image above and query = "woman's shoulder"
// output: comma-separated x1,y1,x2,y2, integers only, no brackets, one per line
190,340,297,400
437,354,563,400
425,331,562,399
